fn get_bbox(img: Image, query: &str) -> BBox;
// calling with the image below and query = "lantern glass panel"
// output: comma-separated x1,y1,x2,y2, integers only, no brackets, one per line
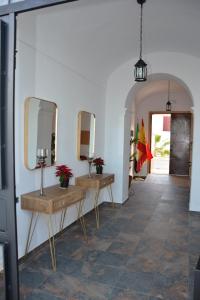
135,65,147,82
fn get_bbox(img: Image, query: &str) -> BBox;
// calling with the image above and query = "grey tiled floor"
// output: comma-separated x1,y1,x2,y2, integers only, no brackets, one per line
19,175,200,299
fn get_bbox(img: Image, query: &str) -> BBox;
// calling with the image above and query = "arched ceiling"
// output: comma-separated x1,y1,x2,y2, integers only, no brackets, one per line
135,79,192,106
19,0,200,84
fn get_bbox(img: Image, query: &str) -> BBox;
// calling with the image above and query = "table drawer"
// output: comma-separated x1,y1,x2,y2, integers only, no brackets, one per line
99,175,114,189
52,192,85,212
52,199,68,211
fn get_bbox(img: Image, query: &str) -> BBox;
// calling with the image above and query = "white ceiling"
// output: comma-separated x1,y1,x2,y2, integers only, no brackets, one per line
19,0,200,84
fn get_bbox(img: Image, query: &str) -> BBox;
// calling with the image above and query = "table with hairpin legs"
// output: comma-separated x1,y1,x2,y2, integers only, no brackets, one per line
21,185,87,271
75,173,115,229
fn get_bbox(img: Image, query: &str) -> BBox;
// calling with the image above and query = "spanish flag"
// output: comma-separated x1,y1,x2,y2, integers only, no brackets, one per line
136,119,153,173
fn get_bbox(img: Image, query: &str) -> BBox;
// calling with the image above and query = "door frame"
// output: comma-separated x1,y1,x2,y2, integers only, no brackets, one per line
0,0,78,16
148,111,192,175
0,13,19,300
0,1,79,299
148,111,171,175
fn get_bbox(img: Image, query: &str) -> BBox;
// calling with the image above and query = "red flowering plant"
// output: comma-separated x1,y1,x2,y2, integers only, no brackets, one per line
93,157,104,167
55,165,73,184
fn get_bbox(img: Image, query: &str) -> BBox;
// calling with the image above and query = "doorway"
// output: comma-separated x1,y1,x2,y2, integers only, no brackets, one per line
150,113,171,174
150,112,192,176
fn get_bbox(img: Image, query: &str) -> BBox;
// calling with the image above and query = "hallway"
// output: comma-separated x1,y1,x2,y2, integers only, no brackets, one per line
19,175,199,300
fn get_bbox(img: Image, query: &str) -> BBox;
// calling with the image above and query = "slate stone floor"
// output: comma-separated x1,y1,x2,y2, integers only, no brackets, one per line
19,175,200,300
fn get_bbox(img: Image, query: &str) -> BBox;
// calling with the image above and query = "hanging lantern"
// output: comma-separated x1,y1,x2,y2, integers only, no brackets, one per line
134,58,147,82
134,0,147,82
166,100,172,112
166,80,172,112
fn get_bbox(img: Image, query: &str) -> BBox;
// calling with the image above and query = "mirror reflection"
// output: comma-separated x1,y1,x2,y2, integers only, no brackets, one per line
77,111,96,160
24,97,57,170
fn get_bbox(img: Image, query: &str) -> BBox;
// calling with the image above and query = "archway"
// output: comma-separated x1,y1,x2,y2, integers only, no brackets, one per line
123,73,194,202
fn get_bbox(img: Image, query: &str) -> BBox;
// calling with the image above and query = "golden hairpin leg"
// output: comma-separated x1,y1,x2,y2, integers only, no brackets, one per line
107,185,115,208
59,208,68,231
47,214,56,271
76,200,88,242
25,212,39,255
94,189,100,229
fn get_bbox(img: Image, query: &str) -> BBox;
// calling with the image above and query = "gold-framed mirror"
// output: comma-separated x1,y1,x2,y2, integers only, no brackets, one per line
77,111,96,160
24,97,57,170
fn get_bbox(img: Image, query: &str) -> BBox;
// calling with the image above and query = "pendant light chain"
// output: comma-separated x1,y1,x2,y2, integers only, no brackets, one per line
168,80,170,101
168,80,171,101
140,3,143,59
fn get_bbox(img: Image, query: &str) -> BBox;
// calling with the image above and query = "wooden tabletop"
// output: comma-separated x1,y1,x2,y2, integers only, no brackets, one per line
21,185,86,214
75,173,114,189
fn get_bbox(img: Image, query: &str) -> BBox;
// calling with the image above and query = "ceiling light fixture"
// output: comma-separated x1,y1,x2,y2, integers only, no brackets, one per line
166,80,172,112
134,0,147,82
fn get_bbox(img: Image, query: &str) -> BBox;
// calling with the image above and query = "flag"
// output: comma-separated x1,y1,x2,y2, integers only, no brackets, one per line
135,122,139,144
136,119,153,173
134,122,139,173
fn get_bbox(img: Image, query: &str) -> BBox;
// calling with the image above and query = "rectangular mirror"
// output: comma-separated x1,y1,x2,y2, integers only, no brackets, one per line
0,244,6,300
24,97,57,170
77,111,96,160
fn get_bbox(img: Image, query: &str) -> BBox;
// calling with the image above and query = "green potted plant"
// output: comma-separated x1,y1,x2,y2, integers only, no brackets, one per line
55,164,73,188
93,157,104,175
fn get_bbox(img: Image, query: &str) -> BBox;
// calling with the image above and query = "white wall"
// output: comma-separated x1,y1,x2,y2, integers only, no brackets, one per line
15,13,106,258
105,52,200,212
136,89,193,176
15,12,200,260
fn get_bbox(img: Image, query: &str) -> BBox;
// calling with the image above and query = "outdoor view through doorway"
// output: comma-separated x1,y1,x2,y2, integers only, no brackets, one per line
151,114,171,174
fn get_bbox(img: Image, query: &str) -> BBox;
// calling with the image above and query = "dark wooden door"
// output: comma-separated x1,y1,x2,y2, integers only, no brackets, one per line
0,14,19,300
169,113,191,175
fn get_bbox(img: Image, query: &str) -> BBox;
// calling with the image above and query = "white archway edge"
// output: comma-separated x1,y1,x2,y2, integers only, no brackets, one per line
126,73,193,177
105,52,200,211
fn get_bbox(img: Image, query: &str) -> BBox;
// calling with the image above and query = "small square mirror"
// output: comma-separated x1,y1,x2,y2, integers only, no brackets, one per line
77,111,96,160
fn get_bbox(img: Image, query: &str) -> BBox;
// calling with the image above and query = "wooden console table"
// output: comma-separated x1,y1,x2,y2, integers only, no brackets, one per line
21,185,86,271
75,173,115,229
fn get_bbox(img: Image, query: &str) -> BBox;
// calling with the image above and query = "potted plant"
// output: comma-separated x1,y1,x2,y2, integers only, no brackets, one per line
55,164,73,188
93,157,104,175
